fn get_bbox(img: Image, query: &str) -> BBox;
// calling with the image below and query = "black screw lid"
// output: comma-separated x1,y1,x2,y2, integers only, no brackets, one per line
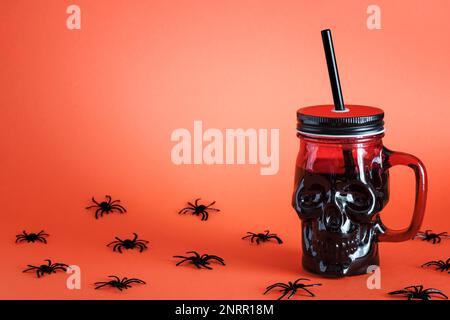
297,105,384,137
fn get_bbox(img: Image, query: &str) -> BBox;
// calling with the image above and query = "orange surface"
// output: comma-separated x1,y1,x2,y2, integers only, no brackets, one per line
1,0,449,300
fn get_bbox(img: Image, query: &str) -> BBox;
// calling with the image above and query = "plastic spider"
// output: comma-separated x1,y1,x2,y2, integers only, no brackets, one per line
264,278,322,300
86,195,126,219
422,258,450,274
15,230,49,244
178,198,220,221
414,230,449,244
94,275,146,291
107,233,149,253
173,251,225,269
242,230,283,245
23,259,69,278
388,285,448,300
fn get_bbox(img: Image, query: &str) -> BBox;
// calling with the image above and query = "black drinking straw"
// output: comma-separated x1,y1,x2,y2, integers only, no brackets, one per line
321,29,345,111
321,29,355,176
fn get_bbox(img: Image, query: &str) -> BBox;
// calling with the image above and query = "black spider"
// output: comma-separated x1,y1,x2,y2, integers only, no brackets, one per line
264,278,322,300
15,230,49,244
414,230,449,244
107,233,149,253
23,259,69,278
242,230,283,245
173,251,225,269
94,275,146,291
86,195,126,219
178,198,220,221
388,285,448,300
422,258,450,274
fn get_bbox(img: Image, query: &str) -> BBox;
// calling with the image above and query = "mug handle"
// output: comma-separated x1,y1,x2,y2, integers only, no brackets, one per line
378,147,428,242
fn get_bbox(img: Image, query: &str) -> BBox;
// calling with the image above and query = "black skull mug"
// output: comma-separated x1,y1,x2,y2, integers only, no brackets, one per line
293,105,427,277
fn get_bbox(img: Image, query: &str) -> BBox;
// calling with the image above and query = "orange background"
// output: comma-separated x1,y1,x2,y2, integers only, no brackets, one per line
1,0,449,299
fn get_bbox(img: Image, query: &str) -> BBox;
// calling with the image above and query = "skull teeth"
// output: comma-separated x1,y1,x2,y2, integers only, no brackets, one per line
311,238,359,259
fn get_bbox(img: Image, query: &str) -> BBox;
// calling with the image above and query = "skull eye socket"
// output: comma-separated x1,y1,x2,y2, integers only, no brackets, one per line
298,184,325,209
343,184,374,214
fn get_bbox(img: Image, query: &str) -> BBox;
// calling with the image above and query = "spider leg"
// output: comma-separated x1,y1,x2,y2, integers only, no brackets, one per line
94,283,112,290
178,207,193,214
85,205,98,209
137,243,147,252
388,290,409,295
206,201,216,207
402,285,417,291
132,233,138,241
107,240,120,247
256,238,260,245
421,261,440,268
277,289,290,300
423,289,448,299
53,266,68,272
301,287,316,297
201,211,208,221
95,208,102,219
37,236,47,244
116,245,123,253
288,289,298,299
107,276,121,283
206,201,220,210
199,261,212,270
22,266,38,273
436,237,441,244
195,199,200,206
187,251,200,258
293,278,311,285
110,205,126,213
206,255,225,265
15,236,26,243
175,258,189,266
112,203,127,211
124,278,146,285
269,235,283,244
264,283,289,294
173,255,188,259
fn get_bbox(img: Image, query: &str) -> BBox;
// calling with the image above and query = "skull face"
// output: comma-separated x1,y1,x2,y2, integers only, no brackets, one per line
293,168,388,277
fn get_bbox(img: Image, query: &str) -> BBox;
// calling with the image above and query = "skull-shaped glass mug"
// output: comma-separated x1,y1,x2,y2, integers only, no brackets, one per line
292,105,427,277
